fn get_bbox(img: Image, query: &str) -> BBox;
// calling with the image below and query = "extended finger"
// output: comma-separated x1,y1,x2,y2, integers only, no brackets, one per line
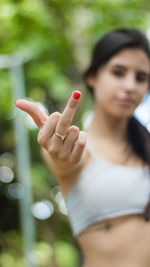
14,99,48,128
55,90,81,137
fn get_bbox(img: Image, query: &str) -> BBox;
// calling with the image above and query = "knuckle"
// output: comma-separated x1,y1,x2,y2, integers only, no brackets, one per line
78,140,86,148
38,139,47,149
52,111,61,118
37,135,41,144
48,146,59,156
70,125,79,133
68,158,79,165
37,133,44,145
59,153,68,161
37,132,47,146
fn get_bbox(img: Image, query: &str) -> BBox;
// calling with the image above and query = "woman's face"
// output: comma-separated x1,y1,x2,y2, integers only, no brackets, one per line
89,48,150,119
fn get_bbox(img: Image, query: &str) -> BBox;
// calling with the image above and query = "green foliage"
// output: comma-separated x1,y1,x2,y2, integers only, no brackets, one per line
54,240,79,267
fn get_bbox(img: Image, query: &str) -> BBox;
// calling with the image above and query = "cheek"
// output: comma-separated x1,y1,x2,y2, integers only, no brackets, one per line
94,84,115,106
94,76,115,103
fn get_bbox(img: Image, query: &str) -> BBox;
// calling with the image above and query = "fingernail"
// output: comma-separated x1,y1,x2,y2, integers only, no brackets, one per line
72,90,81,100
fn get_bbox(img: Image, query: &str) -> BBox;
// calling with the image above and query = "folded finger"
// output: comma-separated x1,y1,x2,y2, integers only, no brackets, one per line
70,131,87,164
38,112,61,147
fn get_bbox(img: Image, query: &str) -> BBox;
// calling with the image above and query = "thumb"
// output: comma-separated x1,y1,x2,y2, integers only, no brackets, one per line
14,99,48,128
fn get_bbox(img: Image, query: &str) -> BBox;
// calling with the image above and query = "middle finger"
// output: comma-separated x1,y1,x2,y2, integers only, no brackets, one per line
55,90,81,137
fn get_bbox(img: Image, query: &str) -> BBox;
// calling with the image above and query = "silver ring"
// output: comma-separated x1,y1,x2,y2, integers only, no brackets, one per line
55,132,66,141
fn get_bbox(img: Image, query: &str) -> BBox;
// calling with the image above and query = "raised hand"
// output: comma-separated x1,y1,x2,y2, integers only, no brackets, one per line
14,91,87,171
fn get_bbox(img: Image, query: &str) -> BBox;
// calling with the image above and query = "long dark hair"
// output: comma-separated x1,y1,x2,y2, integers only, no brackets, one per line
83,28,150,221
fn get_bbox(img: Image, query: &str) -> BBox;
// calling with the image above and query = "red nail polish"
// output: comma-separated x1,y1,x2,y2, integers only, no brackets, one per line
14,100,18,106
72,90,81,100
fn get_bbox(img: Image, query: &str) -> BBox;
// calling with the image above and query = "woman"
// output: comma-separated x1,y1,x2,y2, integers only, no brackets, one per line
15,28,150,267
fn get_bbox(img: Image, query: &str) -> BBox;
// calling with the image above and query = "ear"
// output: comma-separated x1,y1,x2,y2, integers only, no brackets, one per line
86,74,95,89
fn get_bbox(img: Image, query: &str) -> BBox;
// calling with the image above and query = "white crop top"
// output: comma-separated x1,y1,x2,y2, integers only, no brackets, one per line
64,143,150,236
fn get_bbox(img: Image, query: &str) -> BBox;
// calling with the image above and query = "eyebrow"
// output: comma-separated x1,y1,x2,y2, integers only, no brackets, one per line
110,64,149,76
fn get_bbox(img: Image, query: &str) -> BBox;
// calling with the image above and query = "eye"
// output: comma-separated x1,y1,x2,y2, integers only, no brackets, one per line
112,70,124,77
136,75,147,83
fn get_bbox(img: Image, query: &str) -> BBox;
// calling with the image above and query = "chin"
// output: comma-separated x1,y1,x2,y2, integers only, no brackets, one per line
108,109,134,120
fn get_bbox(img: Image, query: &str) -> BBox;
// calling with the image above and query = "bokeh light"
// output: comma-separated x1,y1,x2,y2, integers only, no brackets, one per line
134,92,150,128
6,183,24,199
31,200,54,220
55,191,68,216
0,152,16,168
50,186,61,201
82,110,94,130
0,166,14,183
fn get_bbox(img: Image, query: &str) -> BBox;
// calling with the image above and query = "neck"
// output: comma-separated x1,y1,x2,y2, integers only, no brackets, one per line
86,104,130,143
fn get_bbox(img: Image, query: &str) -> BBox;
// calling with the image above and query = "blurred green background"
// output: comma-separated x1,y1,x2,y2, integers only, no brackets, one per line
0,0,150,266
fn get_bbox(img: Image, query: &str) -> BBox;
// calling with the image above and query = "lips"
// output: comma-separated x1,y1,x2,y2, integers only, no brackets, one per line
117,98,135,105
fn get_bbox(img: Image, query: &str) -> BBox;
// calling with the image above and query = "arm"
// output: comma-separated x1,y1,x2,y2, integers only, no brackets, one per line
14,91,87,188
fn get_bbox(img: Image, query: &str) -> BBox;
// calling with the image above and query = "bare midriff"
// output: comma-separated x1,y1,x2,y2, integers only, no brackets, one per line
76,214,150,267
60,138,150,267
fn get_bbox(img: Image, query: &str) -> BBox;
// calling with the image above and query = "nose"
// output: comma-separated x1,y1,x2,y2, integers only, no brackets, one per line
123,73,137,92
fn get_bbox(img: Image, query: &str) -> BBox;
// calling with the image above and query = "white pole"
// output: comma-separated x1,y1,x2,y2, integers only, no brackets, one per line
11,63,36,267
0,53,37,267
